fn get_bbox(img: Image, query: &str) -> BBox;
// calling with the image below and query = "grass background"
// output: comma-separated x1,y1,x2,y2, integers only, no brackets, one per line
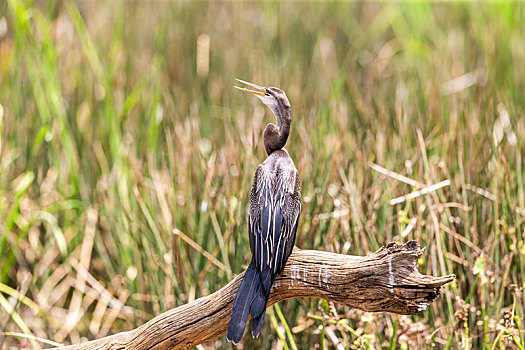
1,1,524,349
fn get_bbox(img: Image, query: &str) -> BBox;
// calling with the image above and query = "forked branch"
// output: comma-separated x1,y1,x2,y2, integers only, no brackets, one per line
56,241,455,350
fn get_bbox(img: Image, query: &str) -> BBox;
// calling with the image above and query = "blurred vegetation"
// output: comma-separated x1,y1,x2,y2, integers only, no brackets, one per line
1,1,524,349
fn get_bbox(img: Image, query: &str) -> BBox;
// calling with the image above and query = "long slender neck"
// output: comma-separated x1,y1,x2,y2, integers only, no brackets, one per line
263,104,291,156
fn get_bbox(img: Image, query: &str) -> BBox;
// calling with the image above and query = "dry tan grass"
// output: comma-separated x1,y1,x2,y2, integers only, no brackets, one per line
0,1,524,349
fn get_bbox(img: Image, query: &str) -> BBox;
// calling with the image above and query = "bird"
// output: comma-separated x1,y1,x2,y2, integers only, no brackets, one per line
227,79,302,344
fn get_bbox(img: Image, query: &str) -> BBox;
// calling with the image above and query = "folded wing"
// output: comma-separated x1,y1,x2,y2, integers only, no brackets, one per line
249,164,301,276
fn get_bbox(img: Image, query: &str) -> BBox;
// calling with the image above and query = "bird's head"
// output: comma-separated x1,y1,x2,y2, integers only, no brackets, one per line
235,79,292,155
234,79,291,119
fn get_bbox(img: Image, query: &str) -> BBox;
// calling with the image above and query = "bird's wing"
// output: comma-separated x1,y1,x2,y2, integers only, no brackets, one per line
248,166,263,264
249,165,301,274
249,165,275,272
274,171,301,274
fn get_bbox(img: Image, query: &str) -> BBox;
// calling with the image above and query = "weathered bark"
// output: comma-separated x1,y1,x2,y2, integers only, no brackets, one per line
56,241,454,350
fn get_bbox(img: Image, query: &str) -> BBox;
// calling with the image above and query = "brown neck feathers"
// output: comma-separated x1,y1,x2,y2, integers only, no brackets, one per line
263,104,291,156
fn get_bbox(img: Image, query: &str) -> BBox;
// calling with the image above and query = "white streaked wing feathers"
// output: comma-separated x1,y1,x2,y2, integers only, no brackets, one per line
249,154,301,274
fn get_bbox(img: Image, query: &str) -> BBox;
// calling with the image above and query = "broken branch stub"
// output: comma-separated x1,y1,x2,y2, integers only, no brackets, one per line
56,241,455,350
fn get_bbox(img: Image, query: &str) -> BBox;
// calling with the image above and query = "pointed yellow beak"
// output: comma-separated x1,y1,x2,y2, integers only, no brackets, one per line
234,79,266,96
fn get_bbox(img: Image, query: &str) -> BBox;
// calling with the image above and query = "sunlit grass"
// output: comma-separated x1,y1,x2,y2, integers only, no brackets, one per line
0,1,524,348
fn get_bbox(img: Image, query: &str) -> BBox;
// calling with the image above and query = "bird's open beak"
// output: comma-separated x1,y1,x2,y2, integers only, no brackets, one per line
234,79,266,96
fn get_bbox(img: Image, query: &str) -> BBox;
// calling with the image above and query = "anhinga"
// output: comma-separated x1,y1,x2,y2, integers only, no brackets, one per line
227,79,302,343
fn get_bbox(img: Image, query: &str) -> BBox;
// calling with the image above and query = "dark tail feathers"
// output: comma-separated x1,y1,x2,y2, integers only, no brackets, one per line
227,263,275,343
250,266,274,338
227,261,258,344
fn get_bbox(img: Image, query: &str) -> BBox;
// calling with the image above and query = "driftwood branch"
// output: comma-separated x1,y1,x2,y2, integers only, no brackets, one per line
56,241,454,350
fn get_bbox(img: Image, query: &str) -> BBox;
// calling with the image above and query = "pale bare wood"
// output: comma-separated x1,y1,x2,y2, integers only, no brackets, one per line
55,241,455,350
